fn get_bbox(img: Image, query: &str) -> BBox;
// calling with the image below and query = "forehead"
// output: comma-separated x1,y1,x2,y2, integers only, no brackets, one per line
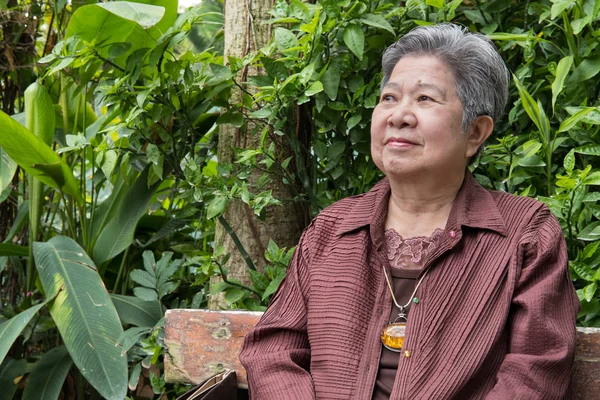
388,54,456,88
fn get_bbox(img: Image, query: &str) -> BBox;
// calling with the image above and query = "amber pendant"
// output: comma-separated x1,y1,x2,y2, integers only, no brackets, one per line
381,322,406,352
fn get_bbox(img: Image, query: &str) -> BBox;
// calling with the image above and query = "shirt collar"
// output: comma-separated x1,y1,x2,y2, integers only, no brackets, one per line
334,172,508,237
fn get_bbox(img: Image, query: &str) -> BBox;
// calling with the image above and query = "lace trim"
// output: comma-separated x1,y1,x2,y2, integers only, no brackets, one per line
385,228,444,264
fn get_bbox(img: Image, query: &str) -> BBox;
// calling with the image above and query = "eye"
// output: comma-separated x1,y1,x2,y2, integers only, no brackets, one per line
381,94,395,102
417,95,431,102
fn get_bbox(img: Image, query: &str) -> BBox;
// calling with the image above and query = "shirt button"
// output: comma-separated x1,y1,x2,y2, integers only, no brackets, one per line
449,230,456,238
404,350,411,358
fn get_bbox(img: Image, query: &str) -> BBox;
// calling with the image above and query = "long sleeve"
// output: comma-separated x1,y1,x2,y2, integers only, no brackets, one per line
239,235,316,399
485,208,579,400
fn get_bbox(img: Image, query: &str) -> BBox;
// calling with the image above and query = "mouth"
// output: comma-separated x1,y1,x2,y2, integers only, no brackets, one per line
385,137,418,146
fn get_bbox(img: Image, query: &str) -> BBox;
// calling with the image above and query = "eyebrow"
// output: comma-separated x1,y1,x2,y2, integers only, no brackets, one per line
382,81,447,99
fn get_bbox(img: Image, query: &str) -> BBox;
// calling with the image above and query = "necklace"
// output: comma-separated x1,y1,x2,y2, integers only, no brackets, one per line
380,266,429,352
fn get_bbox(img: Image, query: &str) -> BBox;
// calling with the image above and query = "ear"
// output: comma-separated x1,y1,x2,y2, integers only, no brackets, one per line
465,116,494,158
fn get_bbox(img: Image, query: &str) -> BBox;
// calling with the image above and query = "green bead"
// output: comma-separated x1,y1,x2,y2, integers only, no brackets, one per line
413,297,419,304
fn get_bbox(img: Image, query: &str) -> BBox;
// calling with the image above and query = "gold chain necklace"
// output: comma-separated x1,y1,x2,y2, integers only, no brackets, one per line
380,266,429,352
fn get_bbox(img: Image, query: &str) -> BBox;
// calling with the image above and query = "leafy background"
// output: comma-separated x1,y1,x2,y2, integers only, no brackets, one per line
1,0,599,398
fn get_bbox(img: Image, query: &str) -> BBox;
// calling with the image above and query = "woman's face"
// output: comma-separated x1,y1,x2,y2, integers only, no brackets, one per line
370,55,480,180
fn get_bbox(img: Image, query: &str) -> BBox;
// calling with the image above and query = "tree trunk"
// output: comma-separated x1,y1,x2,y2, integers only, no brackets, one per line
209,0,307,308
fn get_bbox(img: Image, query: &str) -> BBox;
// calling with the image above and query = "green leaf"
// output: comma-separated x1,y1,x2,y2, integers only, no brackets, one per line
0,147,16,194
34,236,127,400
0,111,82,203
568,56,600,84
92,169,157,266
550,0,572,19
96,2,165,29
305,81,323,96
224,287,245,304
563,149,575,172
24,82,55,146
128,362,142,391
517,155,546,167
262,274,285,301
578,221,600,241
321,67,340,101
0,302,46,364
583,282,597,302
0,243,28,256
22,346,73,400
358,14,395,35
207,196,229,219
571,261,596,281
0,358,26,400
273,27,298,50
512,75,549,144
130,270,156,289
575,144,600,155
426,0,444,8
347,115,362,130
343,23,364,60
111,294,162,327
583,171,600,185
116,327,151,354
551,56,573,113
249,269,269,292
133,287,158,301
558,107,594,132
571,15,593,35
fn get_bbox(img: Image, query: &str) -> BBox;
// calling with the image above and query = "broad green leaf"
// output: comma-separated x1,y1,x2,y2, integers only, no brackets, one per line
347,115,362,130
358,13,395,35
575,144,600,155
571,261,596,281
583,171,600,185
583,282,597,302
133,287,158,301
0,243,28,256
517,155,546,167
305,81,323,96
584,192,600,202
131,0,178,37
22,346,73,400
550,0,573,19
551,56,572,113
34,236,127,400
578,221,600,241
92,169,158,266
224,287,245,304
262,274,285,301
568,56,600,84
0,358,26,400
0,111,81,203
66,2,161,64
558,107,594,132
571,15,593,35
0,302,46,364
321,66,340,101
207,196,229,219
563,149,575,172
343,23,364,60
273,27,298,50
130,269,156,289
128,362,142,391
0,147,16,193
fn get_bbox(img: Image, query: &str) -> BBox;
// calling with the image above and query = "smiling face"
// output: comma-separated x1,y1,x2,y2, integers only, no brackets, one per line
371,55,486,180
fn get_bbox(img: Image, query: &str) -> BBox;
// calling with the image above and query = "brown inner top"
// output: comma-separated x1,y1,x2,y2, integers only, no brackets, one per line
372,228,444,400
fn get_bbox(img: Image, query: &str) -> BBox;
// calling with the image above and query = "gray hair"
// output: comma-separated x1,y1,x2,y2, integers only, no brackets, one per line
381,23,509,158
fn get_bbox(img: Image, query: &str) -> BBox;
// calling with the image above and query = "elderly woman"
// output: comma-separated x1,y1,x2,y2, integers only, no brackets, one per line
239,23,579,399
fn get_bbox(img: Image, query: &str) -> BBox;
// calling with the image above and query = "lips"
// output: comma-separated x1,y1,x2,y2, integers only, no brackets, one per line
385,137,417,146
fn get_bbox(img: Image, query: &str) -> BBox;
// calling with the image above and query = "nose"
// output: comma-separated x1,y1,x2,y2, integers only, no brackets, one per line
387,102,417,129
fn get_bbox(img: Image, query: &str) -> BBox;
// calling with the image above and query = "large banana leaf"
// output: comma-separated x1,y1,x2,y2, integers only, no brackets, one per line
0,302,46,364
111,294,163,327
33,236,127,400
66,1,164,65
0,111,82,203
0,358,27,400
135,0,178,38
92,169,158,266
22,346,73,400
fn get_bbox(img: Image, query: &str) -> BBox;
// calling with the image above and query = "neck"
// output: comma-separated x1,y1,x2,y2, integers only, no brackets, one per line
385,169,466,238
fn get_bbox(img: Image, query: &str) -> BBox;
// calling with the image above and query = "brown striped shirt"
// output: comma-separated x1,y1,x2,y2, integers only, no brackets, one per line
240,172,579,399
